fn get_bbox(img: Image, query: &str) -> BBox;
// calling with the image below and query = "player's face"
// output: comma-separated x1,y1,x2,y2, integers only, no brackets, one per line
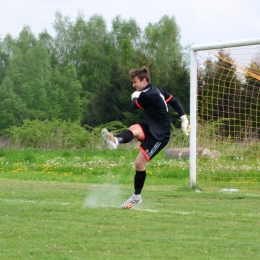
132,77,147,91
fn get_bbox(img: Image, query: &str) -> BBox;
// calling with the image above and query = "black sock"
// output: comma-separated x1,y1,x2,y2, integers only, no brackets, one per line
116,130,134,144
134,170,146,195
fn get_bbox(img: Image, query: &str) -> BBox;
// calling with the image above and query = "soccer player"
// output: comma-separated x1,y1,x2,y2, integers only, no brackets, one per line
102,66,190,209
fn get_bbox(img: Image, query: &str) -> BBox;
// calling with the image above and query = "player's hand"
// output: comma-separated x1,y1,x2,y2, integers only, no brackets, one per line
131,91,140,100
180,115,191,136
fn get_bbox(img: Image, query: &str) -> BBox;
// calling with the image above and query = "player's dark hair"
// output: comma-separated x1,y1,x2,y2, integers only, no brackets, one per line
129,66,151,83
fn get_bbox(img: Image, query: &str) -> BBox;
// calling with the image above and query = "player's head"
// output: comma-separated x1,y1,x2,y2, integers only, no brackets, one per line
129,66,151,84
129,66,151,91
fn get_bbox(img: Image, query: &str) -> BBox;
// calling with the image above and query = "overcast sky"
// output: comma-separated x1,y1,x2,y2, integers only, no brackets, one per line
1,0,260,47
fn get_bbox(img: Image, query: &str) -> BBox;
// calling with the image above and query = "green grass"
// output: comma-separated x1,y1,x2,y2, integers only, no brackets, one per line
0,148,260,259
0,148,190,185
1,179,259,260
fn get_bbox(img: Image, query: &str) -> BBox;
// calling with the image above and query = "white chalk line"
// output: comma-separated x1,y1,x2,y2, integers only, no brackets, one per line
93,205,189,214
244,193,260,197
1,198,70,206
2,198,259,216
0,198,169,214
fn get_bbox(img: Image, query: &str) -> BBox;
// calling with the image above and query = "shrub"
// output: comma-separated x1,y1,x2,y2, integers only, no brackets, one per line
9,120,91,149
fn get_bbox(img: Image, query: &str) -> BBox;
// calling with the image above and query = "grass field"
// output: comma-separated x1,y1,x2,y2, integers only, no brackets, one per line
0,148,260,259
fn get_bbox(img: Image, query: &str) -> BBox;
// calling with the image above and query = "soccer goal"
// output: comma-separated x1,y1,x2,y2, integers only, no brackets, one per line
190,38,260,193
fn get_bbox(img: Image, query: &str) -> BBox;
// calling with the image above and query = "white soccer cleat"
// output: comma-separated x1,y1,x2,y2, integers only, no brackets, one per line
121,194,142,209
101,128,119,149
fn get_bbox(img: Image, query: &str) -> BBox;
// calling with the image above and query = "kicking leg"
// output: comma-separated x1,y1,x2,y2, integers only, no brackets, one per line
102,124,143,149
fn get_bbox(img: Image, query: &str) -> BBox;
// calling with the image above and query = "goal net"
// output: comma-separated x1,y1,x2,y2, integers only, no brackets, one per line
190,38,260,193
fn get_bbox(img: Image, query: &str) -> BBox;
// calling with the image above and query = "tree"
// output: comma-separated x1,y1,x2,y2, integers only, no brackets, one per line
53,11,88,68
0,37,11,86
0,76,26,132
143,15,182,82
109,15,142,67
52,63,83,121
4,26,59,121
237,61,260,139
38,30,57,69
78,15,109,96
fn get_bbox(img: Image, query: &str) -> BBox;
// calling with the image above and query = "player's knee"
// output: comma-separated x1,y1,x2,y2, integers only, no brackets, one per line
135,159,146,171
128,124,138,132
129,124,143,140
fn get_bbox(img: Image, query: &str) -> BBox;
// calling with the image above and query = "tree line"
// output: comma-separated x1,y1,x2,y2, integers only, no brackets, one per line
1,11,258,142
0,11,190,134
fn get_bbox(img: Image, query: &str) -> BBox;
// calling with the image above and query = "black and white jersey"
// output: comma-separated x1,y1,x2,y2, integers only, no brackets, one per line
132,83,185,141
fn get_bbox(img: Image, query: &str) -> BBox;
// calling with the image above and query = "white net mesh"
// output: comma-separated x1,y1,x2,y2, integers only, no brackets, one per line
196,44,260,193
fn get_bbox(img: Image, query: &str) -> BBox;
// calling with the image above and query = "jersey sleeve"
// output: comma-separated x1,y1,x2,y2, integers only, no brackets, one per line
132,91,148,109
160,88,185,117
132,97,142,109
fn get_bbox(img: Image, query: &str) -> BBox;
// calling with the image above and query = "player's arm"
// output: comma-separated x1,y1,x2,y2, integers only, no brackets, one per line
167,96,185,116
131,91,144,109
163,90,191,136
159,88,185,116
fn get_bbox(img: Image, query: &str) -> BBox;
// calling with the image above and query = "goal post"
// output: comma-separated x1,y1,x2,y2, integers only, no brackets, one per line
190,38,260,191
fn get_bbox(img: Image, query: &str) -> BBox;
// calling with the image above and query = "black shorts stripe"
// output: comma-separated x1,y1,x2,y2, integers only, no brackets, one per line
148,141,162,158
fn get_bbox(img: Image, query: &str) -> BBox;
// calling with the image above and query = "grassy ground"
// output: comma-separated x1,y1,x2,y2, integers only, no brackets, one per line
0,148,260,259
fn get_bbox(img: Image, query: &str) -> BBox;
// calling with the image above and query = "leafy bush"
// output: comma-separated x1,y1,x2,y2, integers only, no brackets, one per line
6,119,188,150
9,119,91,149
7,120,130,150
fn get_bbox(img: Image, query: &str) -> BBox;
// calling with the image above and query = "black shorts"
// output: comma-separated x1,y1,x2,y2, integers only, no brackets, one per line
137,123,170,162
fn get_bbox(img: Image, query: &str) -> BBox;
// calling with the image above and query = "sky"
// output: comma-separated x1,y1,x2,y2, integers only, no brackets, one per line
0,0,260,47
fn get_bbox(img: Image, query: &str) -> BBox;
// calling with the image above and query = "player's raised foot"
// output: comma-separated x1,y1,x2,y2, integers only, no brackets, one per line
121,194,142,209
101,128,118,149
